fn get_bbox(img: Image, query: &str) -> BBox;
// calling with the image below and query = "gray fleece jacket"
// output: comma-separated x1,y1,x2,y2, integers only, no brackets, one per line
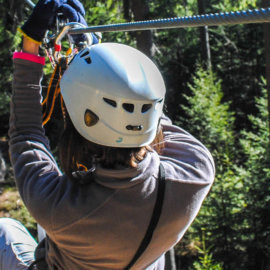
9,56,215,270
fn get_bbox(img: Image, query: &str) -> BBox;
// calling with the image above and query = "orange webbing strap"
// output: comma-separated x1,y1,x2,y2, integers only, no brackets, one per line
42,56,89,171
42,83,61,126
76,162,88,171
73,156,88,171
42,58,67,126
42,64,58,108
60,94,66,128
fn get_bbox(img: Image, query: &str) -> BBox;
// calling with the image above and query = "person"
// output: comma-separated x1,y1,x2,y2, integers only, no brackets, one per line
0,0,215,269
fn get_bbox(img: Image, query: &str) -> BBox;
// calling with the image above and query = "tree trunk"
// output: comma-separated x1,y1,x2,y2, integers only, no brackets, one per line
262,0,270,141
197,0,211,69
5,0,24,33
165,248,177,270
130,0,154,57
123,0,130,21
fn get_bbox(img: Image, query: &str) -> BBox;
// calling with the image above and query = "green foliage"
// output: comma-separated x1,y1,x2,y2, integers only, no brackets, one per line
149,0,198,16
82,0,133,44
0,0,24,135
175,68,270,269
236,80,270,269
211,0,258,12
0,92,10,115
175,67,247,269
0,187,36,232
208,21,264,131
241,78,269,152
192,230,223,270
181,68,235,148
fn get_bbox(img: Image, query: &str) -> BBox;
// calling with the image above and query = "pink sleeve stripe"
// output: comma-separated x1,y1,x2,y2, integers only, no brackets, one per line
13,52,46,66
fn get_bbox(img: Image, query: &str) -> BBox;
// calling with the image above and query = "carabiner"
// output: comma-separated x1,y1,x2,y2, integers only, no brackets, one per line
54,22,93,63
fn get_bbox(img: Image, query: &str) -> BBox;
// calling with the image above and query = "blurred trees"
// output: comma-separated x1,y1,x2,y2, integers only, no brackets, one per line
175,68,240,269
197,0,211,69
0,0,26,136
123,0,154,57
262,0,270,138
176,68,269,269
0,0,269,269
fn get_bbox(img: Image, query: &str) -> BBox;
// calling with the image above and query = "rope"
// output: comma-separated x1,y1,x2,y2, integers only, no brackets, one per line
68,7,270,34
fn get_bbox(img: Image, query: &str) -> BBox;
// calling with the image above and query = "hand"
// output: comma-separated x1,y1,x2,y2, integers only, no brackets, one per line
20,0,93,44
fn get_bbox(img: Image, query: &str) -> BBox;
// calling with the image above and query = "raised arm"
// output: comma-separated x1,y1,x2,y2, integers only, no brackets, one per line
22,37,39,55
9,0,94,229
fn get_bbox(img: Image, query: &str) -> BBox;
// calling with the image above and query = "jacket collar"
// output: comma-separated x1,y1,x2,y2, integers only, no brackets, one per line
94,151,160,189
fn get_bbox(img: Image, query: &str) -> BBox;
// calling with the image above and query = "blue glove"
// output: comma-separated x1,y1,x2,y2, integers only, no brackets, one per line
20,0,98,44
61,2,100,44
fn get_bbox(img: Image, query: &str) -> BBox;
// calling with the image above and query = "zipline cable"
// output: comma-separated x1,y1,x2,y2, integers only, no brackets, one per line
68,7,270,34
24,1,270,65
24,1,270,33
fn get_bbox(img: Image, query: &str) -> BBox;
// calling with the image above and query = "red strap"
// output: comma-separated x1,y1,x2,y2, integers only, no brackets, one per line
13,52,45,65
54,43,61,52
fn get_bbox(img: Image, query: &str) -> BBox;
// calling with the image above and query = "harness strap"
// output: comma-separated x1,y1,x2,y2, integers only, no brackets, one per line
124,163,166,270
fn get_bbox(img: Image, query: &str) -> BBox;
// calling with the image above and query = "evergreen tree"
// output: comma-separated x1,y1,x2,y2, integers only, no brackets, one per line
238,81,270,269
174,68,246,269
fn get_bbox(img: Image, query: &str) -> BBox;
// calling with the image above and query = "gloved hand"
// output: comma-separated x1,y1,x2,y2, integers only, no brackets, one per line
20,0,98,44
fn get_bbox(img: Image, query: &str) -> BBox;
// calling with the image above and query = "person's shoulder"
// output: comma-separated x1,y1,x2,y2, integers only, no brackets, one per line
160,119,215,186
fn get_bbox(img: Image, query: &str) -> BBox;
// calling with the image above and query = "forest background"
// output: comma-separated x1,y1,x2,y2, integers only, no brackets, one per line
0,0,269,269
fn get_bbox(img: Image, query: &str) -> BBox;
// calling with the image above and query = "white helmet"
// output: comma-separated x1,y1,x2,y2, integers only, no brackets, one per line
60,43,166,147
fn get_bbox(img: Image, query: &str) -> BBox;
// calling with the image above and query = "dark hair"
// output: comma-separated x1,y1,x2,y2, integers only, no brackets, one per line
58,114,164,179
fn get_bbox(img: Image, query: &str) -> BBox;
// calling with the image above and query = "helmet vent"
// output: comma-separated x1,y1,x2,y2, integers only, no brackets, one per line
84,57,92,64
103,98,117,108
122,103,134,113
84,109,99,127
80,51,90,58
126,125,143,131
141,104,152,113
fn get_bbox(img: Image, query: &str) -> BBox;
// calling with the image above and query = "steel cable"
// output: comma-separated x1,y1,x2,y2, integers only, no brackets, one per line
68,7,270,34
